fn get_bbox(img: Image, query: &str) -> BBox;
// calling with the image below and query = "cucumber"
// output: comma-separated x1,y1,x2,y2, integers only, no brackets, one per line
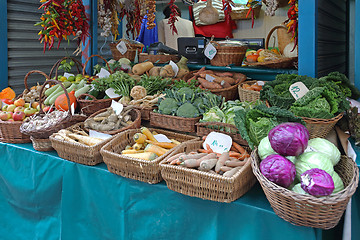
44,85,60,97
48,84,78,105
75,85,91,98
44,82,72,105
76,79,86,89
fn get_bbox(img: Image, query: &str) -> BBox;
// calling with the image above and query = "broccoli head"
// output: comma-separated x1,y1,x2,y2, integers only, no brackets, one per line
158,98,178,115
176,102,200,118
177,87,195,102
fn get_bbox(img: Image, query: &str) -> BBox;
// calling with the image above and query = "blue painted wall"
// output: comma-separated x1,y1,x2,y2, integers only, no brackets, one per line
0,1,8,89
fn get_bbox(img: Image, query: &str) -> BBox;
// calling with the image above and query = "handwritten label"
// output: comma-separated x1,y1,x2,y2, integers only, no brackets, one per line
154,134,172,143
257,81,265,86
116,41,128,55
96,68,111,79
203,132,232,154
105,88,121,99
204,43,217,60
205,74,216,82
111,100,123,115
289,82,309,100
169,60,179,77
89,130,112,140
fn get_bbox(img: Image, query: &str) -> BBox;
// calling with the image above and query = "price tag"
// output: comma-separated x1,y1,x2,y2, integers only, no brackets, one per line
204,43,217,60
116,41,128,55
205,74,216,82
63,72,75,79
154,134,172,143
289,82,309,100
347,140,357,162
105,88,121,99
89,130,112,140
70,103,75,115
203,132,232,154
96,68,111,79
111,100,123,115
169,60,179,77
257,81,265,86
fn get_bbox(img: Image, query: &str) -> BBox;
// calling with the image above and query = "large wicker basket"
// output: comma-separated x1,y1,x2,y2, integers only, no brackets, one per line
100,128,199,184
160,140,256,202
251,149,359,229
196,122,248,146
50,122,115,166
110,39,144,62
84,107,141,135
238,80,264,102
302,113,344,138
210,42,247,67
230,5,261,20
150,111,201,133
139,53,179,64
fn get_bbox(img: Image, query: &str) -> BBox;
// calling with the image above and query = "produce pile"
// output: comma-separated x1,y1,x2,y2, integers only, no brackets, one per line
258,122,344,197
53,128,104,147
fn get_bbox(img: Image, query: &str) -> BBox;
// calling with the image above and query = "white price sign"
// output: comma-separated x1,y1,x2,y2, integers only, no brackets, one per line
116,41,128,55
289,82,309,100
203,132,232,154
204,43,217,60
205,74,216,82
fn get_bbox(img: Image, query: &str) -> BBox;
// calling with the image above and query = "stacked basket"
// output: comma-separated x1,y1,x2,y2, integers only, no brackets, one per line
210,41,247,67
110,39,143,62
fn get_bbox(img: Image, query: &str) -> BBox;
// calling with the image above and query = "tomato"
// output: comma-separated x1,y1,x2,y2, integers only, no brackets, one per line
246,54,259,63
2,99,14,105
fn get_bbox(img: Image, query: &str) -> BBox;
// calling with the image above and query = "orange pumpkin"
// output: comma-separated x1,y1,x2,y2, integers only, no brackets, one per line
55,90,77,111
0,87,16,100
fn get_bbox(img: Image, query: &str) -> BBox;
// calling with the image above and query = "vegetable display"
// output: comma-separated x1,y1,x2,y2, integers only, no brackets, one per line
53,129,104,147
300,168,334,196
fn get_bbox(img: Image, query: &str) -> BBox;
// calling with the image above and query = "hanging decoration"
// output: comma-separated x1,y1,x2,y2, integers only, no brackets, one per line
263,0,288,16
98,0,119,39
119,0,143,38
146,0,156,29
35,0,90,52
245,0,262,28
285,0,298,51
222,0,235,17
167,0,180,34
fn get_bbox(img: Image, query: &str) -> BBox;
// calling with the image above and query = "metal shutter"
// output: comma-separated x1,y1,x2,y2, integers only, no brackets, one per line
7,0,81,94
317,0,348,77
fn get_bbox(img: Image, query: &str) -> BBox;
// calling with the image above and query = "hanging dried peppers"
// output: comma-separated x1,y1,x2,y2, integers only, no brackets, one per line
167,0,179,34
119,0,142,38
246,0,262,28
146,0,156,30
285,0,298,51
35,0,89,52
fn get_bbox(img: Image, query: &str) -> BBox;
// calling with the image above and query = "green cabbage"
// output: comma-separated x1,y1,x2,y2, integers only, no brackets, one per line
331,172,344,194
200,106,224,123
305,138,341,166
292,183,308,195
258,136,277,160
295,152,334,180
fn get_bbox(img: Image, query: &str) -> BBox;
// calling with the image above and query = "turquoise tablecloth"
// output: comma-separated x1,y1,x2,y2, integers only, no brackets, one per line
0,142,343,240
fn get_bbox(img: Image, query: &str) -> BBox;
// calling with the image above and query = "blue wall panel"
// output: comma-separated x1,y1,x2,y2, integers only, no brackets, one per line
0,1,8,89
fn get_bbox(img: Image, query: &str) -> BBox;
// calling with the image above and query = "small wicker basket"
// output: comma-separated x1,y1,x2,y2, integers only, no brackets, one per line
210,41,247,67
100,128,199,184
84,107,141,135
230,5,261,20
238,80,264,102
302,113,344,139
123,104,155,121
50,122,115,166
160,140,256,202
150,111,201,133
30,136,53,152
196,122,248,146
110,39,144,62
251,149,359,229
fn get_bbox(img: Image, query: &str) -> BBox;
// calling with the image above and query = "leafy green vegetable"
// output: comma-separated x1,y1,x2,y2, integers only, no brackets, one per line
318,72,360,99
91,71,135,98
137,75,172,95
200,106,224,123
157,98,179,115
176,103,200,118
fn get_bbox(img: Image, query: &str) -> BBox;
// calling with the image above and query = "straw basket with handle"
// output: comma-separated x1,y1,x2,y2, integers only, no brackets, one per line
20,79,87,150
210,40,248,67
77,55,120,116
0,70,50,143
244,25,297,69
251,149,359,229
48,56,83,80
110,39,144,62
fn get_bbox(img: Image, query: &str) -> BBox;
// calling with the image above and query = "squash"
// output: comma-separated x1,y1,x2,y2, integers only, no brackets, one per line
122,152,158,161
148,66,161,76
132,62,154,75
0,87,16,100
159,64,175,78
144,144,168,156
55,90,77,111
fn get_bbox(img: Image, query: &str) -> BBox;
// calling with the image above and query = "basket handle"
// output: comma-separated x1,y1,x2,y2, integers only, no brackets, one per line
265,25,288,50
23,70,49,91
77,93,97,101
49,57,83,80
82,54,113,76
39,79,72,115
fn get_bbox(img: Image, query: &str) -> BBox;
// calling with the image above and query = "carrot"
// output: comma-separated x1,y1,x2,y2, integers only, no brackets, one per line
199,158,218,171
198,77,222,89
165,153,185,163
202,135,207,141
170,139,181,145
179,153,207,162
145,140,177,149
232,142,247,154
225,160,246,167
141,127,158,142
220,166,233,172
214,72,233,77
121,149,145,154
133,133,147,144
198,149,209,153
230,146,238,152
229,151,242,158
205,144,213,153
170,158,181,165
215,151,230,173
144,144,168,156
249,85,262,91
223,166,241,177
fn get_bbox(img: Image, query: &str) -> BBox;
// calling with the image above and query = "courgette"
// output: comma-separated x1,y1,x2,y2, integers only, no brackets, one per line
44,85,60,97
75,85,91,98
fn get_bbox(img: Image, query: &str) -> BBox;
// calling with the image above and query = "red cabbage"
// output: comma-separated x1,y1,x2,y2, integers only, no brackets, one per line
268,122,309,156
301,168,334,196
260,154,296,188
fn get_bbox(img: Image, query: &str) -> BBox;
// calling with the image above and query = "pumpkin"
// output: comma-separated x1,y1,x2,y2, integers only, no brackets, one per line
55,90,77,112
0,87,16,100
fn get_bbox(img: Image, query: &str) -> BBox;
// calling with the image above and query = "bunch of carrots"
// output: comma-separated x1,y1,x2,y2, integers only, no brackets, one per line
165,136,250,178
241,81,263,92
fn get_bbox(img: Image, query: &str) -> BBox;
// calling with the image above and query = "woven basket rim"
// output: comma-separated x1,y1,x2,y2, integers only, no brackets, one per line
244,56,297,67
251,148,359,204
150,111,202,121
301,112,344,123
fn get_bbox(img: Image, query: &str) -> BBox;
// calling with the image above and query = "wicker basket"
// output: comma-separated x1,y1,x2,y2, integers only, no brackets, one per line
238,80,264,102
230,5,261,20
20,79,87,140
49,57,83,80
302,113,344,139
84,107,141,135
123,104,154,121
150,112,201,133
160,140,256,202
100,128,199,184
251,149,359,229
50,122,114,166
210,42,247,67
196,122,248,146
110,39,144,62
30,136,53,151
139,53,179,64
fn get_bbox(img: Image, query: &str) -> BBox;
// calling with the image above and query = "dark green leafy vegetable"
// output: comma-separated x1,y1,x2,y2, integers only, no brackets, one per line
91,71,135,98
137,75,172,95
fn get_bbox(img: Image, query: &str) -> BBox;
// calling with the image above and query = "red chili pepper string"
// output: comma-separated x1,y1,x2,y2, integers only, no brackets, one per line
167,0,179,35
284,0,298,51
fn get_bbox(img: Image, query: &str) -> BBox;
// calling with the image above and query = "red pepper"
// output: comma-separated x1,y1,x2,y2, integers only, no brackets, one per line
2,99,14,105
